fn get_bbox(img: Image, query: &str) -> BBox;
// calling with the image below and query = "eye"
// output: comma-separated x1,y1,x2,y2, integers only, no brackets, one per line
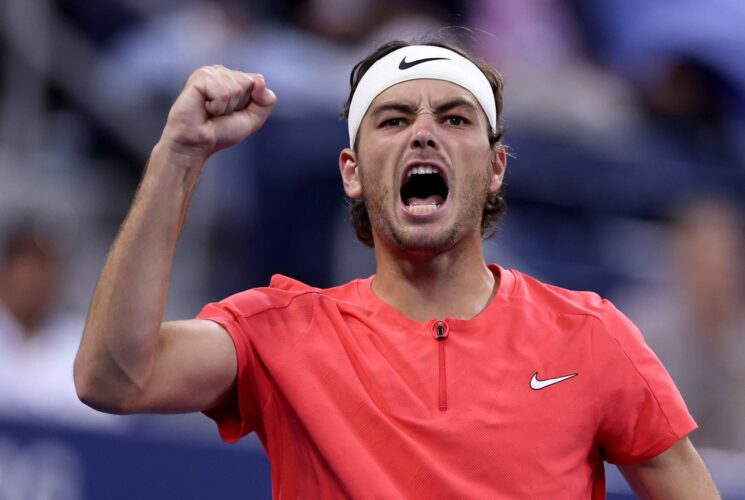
381,117,405,128
445,116,468,126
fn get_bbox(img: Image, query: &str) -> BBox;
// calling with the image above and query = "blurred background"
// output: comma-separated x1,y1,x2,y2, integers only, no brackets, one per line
1,0,744,498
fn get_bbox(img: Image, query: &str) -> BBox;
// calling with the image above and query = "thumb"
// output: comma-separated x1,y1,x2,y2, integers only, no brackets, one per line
237,76,276,133
249,76,277,108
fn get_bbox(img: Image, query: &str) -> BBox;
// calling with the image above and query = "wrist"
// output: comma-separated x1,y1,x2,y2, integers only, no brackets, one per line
155,120,218,161
148,141,206,190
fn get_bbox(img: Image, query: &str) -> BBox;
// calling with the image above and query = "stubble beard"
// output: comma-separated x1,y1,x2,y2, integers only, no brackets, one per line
358,161,492,256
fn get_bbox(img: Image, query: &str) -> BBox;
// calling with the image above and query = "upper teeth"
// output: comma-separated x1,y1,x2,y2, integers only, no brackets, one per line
408,166,438,177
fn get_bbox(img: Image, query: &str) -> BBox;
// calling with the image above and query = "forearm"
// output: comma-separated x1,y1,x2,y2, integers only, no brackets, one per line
74,142,204,412
619,438,721,500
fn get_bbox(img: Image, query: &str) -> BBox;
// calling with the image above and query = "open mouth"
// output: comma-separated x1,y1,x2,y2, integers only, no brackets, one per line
400,164,449,214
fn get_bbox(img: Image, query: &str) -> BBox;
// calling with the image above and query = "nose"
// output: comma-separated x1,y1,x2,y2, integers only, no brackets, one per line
410,113,438,150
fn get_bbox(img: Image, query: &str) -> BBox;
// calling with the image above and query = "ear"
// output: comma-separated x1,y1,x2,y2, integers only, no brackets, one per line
488,146,507,194
339,148,362,199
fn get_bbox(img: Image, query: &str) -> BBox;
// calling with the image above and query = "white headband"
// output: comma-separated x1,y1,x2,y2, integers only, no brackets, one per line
347,45,497,147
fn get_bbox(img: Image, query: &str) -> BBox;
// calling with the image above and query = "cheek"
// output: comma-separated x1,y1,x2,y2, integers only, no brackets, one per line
356,148,398,191
358,138,395,168
356,163,383,200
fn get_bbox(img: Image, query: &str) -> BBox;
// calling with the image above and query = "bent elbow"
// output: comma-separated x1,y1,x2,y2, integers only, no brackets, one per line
75,380,136,415
73,356,136,415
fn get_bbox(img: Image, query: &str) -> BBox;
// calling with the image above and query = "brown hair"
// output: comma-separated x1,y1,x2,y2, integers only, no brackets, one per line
340,40,508,247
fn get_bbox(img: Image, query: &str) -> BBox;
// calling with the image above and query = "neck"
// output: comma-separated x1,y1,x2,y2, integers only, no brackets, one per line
372,235,497,322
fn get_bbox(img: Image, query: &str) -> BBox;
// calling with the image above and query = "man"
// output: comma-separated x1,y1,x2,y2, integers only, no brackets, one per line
75,40,720,498
0,222,116,427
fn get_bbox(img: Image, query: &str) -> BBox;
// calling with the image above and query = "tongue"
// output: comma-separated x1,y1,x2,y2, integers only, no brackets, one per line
405,195,444,207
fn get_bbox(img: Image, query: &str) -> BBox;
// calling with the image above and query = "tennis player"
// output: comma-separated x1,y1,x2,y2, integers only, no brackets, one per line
75,40,721,498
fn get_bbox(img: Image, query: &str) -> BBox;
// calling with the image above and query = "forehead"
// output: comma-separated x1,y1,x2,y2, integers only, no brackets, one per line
370,79,481,109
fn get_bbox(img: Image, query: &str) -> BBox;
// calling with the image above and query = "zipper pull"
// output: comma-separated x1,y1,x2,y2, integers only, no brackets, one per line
433,321,449,340
436,321,446,340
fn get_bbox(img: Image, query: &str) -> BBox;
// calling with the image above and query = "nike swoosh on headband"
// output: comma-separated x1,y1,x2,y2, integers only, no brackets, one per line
398,56,450,70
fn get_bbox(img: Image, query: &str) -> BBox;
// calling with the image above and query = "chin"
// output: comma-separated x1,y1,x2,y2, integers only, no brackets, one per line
389,227,460,256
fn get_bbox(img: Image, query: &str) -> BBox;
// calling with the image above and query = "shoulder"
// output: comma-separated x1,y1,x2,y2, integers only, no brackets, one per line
196,275,367,358
208,274,365,320
502,269,645,356
507,268,619,323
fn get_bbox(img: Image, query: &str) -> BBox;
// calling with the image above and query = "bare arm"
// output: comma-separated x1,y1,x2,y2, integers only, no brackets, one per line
74,66,276,414
618,437,720,499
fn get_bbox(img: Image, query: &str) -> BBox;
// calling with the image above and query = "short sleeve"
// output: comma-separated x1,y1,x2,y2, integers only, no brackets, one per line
591,300,698,464
197,300,262,443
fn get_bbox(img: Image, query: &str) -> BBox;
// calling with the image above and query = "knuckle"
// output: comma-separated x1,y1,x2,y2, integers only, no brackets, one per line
195,65,214,77
236,71,253,83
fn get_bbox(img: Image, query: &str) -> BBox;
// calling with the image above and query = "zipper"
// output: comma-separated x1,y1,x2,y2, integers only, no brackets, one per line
433,321,449,411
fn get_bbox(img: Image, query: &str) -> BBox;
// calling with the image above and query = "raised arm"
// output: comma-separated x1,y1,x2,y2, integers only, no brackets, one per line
74,66,276,414
618,437,721,499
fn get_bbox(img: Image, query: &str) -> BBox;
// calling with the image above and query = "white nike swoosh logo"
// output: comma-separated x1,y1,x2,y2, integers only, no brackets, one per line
530,371,578,390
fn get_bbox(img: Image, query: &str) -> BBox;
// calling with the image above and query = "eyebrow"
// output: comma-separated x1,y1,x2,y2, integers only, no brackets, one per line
369,102,417,118
369,97,479,118
432,98,479,115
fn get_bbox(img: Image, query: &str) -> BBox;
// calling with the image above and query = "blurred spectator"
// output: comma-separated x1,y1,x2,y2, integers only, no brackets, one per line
618,195,745,451
633,58,743,169
0,219,123,429
466,0,642,147
570,0,745,166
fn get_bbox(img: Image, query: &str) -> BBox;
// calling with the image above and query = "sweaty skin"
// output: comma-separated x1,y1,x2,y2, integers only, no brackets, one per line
75,64,720,499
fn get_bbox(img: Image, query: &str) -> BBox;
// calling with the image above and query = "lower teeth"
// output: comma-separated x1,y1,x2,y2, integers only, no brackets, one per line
408,204,439,213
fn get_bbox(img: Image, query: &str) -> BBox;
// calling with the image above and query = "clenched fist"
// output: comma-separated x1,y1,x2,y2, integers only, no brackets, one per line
160,65,277,162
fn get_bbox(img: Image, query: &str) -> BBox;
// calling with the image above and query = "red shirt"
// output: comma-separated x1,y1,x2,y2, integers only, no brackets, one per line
198,265,696,498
